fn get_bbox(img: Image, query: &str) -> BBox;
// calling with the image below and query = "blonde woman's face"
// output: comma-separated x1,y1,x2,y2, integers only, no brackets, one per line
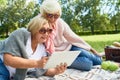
34,23,52,43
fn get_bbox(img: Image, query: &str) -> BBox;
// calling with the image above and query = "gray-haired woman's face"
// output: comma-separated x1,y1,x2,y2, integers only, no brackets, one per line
45,13,60,23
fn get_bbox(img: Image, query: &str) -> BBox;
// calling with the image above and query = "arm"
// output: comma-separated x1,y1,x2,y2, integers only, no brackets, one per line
90,48,99,55
90,48,103,57
44,63,67,76
60,19,91,51
4,53,48,68
59,19,102,57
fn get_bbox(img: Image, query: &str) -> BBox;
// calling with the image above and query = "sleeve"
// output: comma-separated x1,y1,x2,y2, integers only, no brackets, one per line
35,68,48,77
25,68,47,78
61,19,92,50
1,28,28,58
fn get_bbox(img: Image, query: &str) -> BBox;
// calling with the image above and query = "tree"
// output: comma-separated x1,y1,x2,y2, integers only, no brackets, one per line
0,0,8,37
73,0,101,34
0,0,40,37
111,13,120,32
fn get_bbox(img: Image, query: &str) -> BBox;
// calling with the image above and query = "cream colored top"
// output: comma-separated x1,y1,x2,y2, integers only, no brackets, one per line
54,18,91,51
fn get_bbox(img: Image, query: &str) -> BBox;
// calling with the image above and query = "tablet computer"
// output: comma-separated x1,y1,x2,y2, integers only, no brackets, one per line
44,51,81,69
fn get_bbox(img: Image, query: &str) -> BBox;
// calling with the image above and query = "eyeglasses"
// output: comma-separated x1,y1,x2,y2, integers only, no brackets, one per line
46,13,59,19
39,28,53,34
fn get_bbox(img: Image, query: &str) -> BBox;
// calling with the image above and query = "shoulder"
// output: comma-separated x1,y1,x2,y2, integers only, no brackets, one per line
10,28,30,37
56,18,70,30
9,28,30,42
57,18,69,26
57,18,65,23
12,28,28,34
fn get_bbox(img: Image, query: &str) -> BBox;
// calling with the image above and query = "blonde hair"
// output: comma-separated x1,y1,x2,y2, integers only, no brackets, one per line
27,15,48,35
40,0,62,16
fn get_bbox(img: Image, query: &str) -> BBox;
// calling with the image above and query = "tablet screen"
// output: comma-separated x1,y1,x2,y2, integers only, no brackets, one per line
44,51,81,69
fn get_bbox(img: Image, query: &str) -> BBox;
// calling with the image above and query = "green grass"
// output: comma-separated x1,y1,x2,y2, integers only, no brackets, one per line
1,33,120,52
81,33,120,52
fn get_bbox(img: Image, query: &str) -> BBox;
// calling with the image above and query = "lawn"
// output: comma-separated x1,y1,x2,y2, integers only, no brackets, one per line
0,33,120,52
81,33,120,52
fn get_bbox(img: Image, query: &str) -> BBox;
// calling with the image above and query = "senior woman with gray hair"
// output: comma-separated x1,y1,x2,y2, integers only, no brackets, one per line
0,16,67,80
40,0,102,71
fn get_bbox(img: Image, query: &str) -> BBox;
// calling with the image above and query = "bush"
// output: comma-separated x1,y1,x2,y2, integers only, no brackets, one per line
76,30,120,36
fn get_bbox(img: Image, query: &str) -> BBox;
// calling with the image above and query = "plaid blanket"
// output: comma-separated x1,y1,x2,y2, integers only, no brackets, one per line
25,65,120,80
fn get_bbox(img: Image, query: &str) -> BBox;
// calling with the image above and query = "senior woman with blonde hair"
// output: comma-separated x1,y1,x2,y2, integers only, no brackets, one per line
0,15,67,80
40,0,102,71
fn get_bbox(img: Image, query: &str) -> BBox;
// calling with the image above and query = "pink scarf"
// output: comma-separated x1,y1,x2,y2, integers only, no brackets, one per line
45,23,57,54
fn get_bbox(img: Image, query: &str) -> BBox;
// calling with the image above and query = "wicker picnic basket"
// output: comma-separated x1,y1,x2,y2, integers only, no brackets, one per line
104,46,120,62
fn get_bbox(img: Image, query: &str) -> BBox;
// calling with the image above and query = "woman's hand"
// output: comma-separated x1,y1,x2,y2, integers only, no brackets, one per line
90,48,102,57
44,63,67,76
54,63,67,75
36,57,49,68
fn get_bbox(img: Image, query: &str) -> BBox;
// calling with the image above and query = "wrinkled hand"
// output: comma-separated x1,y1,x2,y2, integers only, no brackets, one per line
90,48,102,57
45,63,67,76
37,56,49,68
54,63,67,75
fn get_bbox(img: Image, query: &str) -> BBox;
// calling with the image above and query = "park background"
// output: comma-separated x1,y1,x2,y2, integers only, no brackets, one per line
0,0,120,52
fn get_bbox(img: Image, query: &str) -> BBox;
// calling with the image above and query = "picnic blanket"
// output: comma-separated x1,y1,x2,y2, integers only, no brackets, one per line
25,65,120,80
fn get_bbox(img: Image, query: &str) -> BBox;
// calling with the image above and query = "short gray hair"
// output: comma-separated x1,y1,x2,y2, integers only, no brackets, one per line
40,0,62,16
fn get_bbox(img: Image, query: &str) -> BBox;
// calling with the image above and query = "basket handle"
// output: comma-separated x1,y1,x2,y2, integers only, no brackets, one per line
110,53,120,59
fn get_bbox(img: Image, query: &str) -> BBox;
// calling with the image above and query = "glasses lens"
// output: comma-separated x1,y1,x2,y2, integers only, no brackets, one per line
47,13,59,19
54,14,59,18
47,29,53,33
39,28,53,34
39,29,46,34
47,14,53,18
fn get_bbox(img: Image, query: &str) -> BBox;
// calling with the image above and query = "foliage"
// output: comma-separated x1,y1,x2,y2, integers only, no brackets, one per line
60,0,120,34
77,30,120,35
110,13,120,32
1,0,120,37
0,0,40,37
0,0,7,8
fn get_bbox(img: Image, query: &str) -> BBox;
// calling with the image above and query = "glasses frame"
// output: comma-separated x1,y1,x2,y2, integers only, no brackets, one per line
39,28,53,34
46,13,60,19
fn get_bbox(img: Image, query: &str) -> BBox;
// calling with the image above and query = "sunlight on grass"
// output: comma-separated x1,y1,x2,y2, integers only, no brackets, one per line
0,33,120,53
81,34,120,52
81,34,120,41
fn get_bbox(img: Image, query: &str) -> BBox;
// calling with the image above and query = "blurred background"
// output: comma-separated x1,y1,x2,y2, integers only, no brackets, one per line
0,0,120,37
